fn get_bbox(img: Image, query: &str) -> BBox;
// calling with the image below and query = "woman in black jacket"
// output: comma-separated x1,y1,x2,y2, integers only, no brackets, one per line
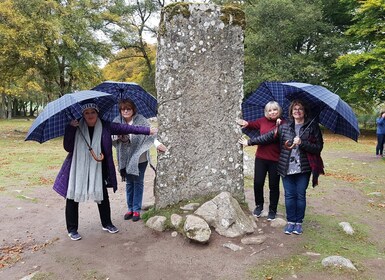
247,100,323,235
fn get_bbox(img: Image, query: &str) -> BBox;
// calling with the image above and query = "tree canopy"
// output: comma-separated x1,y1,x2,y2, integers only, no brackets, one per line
334,0,385,109
0,0,383,118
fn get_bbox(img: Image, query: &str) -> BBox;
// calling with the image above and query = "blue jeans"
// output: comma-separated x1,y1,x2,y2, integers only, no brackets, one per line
126,161,148,212
282,172,311,223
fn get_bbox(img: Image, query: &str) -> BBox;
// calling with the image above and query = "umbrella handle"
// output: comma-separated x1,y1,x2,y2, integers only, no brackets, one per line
89,148,104,162
284,140,296,150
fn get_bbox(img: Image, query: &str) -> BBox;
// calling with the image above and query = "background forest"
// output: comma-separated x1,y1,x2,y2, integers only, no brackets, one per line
0,0,384,126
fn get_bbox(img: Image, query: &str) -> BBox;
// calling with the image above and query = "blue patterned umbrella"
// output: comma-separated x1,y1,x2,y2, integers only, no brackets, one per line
92,81,157,120
282,82,360,141
241,82,292,139
25,90,116,143
242,82,360,141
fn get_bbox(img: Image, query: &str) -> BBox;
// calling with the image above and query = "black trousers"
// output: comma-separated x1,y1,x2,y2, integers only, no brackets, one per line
253,158,280,212
376,134,385,155
65,186,112,233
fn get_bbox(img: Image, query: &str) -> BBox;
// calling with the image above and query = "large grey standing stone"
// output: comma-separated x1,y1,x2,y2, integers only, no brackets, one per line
155,3,245,208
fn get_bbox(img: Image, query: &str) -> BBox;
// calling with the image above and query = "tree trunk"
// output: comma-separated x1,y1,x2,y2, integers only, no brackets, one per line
7,95,12,119
0,93,6,119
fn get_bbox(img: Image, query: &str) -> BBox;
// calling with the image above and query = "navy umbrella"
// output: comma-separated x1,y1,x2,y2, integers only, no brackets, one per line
92,81,157,120
282,82,360,141
242,81,360,141
25,90,116,143
241,82,292,139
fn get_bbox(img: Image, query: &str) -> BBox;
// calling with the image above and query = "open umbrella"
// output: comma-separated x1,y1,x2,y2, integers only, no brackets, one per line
282,82,360,142
242,81,360,141
92,81,157,120
25,90,116,143
241,82,292,139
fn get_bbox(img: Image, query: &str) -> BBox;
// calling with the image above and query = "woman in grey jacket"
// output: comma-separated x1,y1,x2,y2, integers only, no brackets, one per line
247,100,323,235
113,99,166,222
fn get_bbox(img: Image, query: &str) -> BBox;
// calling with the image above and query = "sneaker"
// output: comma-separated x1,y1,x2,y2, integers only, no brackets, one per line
253,205,263,217
124,211,133,220
102,225,119,234
132,212,141,222
267,211,276,221
68,232,82,241
293,223,303,235
284,223,295,235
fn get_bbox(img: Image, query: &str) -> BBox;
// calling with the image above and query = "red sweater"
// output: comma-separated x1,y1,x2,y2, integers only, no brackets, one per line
247,117,281,161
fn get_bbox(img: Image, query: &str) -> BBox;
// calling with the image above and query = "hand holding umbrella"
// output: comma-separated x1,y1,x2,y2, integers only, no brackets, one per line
284,136,302,150
69,119,105,162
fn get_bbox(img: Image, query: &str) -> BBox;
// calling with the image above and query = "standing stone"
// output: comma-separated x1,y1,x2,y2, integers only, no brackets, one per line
155,3,245,208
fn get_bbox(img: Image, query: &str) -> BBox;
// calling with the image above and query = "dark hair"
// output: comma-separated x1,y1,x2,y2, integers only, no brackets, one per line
288,99,308,121
380,111,385,117
118,99,137,115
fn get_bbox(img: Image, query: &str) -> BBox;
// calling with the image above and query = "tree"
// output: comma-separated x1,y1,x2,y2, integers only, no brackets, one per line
333,0,385,109
0,0,116,118
102,44,157,94
243,0,351,96
103,0,159,91
0,0,47,118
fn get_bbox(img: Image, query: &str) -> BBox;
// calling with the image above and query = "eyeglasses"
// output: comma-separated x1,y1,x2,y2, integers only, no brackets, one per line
293,108,304,112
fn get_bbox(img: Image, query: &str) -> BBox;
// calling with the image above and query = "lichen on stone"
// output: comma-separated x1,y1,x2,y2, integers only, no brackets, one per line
220,5,245,29
158,3,191,37
164,2,191,21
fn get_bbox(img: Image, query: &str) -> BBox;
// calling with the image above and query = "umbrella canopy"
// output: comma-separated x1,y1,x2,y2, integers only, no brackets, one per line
282,82,360,141
92,81,157,120
25,90,116,143
242,82,360,141
241,82,292,139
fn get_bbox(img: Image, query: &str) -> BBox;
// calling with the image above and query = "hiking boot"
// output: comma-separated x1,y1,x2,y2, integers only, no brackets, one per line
124,211,133,220
102,225,119,234
132,212,141,222
68,232,82,241
267,211,276,221
293,223,303,235
284,223,295,235
253,205,263,217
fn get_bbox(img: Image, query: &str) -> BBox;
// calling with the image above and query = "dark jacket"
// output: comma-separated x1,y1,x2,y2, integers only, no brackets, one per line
53,120,150,198
250,119,323,177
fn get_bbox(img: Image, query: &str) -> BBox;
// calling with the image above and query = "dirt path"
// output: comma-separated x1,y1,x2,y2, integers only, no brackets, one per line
1,148,385,279
0,167,304,280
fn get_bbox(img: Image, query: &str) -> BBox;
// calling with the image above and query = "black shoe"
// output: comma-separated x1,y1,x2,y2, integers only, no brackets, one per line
132,212,141,222
253,205,263,217
124,211,133,220
267,211,276,221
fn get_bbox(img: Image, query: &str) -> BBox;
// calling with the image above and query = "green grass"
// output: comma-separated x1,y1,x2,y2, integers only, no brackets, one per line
243,131,385,279
248,212,382,279
0,119,66,198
